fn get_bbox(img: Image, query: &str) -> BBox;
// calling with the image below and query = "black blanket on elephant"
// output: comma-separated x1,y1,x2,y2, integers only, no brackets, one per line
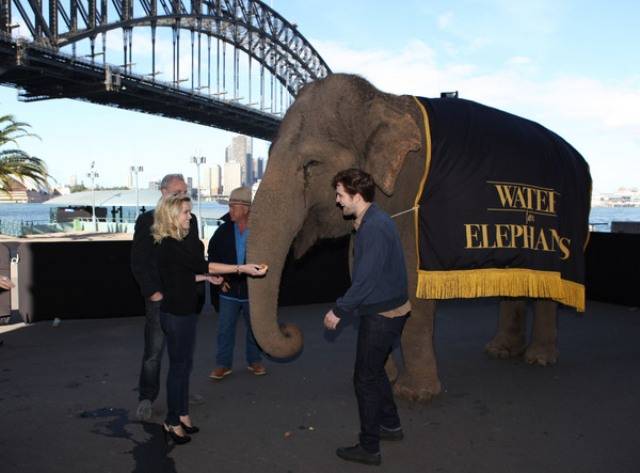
412,96,591,311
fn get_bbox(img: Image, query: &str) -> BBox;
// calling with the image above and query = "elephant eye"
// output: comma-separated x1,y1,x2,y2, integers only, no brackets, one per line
303,160,321,179
303,159,321,170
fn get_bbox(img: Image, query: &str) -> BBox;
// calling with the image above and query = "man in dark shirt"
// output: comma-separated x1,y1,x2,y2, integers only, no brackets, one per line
130,174,200,421
207,186,266,380
324,169,411,466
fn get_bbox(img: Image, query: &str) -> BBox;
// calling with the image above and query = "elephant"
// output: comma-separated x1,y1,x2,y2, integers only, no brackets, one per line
246,73,591,402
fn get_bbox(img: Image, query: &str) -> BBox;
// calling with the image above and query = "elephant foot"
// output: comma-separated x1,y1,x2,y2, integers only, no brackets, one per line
484,334,526,359
393,374,440,403
524,343,558,366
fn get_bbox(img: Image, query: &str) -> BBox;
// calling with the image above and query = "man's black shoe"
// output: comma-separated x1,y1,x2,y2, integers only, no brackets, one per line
336,444,381,466
379,427,404,441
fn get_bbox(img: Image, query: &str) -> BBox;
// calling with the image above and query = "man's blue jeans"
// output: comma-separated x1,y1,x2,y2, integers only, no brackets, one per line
216,297,261,367
354,313,408,453
159,310,198,426
138,299,165,402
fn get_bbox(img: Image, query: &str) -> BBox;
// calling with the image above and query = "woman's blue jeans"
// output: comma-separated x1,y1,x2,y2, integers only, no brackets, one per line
216,297,261,368
159,310,198,426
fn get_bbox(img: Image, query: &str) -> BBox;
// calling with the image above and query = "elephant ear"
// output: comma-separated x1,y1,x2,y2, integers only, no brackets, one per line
363,98,422,196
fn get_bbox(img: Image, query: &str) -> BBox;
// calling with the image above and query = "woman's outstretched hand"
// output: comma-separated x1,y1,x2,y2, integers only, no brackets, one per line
240,264,269,277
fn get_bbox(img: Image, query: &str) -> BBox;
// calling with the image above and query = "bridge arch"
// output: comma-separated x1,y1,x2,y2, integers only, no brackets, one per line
0,0,330,138
1,0,330,97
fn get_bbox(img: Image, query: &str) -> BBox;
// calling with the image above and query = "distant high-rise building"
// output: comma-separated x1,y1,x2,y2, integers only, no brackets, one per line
68,175,78,187
148,181,161,190
225,135,254,186
208,165,222,196
254,157,265,181
223,162,242,195
244,152,254,185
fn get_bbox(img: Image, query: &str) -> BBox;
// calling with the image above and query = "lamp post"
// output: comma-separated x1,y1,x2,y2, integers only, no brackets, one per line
87,161,99,231
191,155,206,238
130,165,143,216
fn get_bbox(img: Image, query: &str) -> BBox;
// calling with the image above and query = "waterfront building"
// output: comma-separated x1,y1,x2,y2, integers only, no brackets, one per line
223,161,242,195
207,164,222,196
592,188,640,207
0,177,53,203
225,135,254,187
254,157,265,181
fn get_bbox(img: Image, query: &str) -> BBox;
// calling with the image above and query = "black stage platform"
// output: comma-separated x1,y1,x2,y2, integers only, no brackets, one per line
1,298,638,473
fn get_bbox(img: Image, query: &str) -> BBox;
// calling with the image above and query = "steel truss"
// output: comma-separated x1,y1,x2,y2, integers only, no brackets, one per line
0,0,331,139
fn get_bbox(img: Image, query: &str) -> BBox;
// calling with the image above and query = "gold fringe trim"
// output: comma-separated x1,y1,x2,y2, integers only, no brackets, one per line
417,268,585,312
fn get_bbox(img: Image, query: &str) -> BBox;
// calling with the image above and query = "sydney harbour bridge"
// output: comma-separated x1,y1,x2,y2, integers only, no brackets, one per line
0,0,331,140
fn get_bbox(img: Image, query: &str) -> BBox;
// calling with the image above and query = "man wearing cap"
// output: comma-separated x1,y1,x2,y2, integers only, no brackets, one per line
207,186,266,379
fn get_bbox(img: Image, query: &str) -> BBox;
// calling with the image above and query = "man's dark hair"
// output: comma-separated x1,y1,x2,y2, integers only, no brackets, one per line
332,168,375,203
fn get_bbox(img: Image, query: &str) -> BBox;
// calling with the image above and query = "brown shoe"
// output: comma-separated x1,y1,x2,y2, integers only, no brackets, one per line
247,362,267,376
208,367,232,380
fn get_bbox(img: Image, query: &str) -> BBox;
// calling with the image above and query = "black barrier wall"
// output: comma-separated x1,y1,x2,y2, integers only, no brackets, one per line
17,241,145,323
210,236,351,312
9,231,637,322
278,236,351,306
0,244,11,317
15,238,351,323
585,232,640,307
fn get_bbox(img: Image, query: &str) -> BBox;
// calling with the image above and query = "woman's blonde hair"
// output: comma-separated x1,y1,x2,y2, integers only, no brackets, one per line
151,194,192,243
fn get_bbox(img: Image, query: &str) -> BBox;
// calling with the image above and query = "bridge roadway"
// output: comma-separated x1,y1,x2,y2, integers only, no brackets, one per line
0,34,281,141
1,298,638,472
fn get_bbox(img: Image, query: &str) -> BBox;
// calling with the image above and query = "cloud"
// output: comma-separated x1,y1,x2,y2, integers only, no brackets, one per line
507,56,532,66
312,38,640,192
437,11,454,30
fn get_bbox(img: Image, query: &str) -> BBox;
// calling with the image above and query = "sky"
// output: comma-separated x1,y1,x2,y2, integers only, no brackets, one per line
0,0,638,193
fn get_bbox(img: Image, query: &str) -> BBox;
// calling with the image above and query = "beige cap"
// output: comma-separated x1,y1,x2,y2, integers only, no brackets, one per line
229,187,252,206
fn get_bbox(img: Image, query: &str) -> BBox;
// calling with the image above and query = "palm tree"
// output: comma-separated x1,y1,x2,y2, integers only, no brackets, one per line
0,114,49,192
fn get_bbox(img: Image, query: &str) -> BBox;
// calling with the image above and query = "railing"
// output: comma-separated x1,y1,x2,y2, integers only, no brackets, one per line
0,219,72,236
589,222,609,232
0,217,225,238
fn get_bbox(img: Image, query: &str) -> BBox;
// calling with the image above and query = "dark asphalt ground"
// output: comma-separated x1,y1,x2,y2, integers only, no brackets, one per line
1,298,639,473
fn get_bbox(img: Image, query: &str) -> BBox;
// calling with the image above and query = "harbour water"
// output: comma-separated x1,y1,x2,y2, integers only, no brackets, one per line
0,202,230,236
1,203,639,235
588,207,640,232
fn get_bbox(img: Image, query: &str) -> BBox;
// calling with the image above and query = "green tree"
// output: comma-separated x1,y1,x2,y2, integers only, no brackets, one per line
0,114,49,192
70,184,88,193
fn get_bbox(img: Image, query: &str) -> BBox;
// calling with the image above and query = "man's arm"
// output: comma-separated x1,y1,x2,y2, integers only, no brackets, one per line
188,213,200,242
207,224,223,263
130,212,162,299
332,225,386,318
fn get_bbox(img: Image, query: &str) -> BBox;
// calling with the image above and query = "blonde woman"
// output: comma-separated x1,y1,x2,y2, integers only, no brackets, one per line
152,194,267,445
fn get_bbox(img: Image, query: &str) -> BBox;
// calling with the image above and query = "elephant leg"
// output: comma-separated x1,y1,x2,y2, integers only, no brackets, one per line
485,299,527,359
524,299,558,366
393,299,441,403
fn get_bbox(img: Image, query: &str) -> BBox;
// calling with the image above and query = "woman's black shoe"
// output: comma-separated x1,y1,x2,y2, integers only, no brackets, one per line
163,423,192,445
180,422,200,434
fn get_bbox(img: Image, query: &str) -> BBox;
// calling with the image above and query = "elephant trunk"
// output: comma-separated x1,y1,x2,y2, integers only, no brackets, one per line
246,178,306,358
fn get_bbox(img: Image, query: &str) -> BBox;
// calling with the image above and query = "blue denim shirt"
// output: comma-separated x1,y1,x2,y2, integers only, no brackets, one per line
333,203,408,318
